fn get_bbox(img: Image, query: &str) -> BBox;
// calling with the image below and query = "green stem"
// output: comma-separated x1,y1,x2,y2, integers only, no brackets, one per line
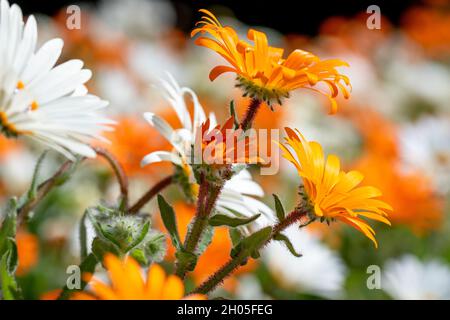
176,176,224,278
191,208,310,295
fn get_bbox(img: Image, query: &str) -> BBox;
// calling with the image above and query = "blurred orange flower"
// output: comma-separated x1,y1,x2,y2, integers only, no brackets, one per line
402,6,450,59
354,155,443,233
280,128,392,247
319,13,392,56
349,108,444,233
0,135,22,160
16,231,39,276
72,254,205,300
192,9,350,111
100,115,174,178
346,108,399,160
162,203,256,289
40,289,62,300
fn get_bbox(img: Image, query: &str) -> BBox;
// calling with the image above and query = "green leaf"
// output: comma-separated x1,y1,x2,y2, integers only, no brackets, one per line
274,233,302,257
0,198,18,256
229,100,239,129
196,225,214,255
79,211,89,260
229,228,243,247
130,248,147,265
209,213,261,227
143,232,167,263
91,237,120,262
240,227,272,253
272,194,285,222
131,231,167,266
25,151,48,204
0,240,21,300
250,250,260,259
157,195,181,250
125,221,150,251
231,227,272,260
92,221,122,249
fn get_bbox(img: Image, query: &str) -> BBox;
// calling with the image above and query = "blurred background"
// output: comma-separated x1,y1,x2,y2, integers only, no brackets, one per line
1,0,449,299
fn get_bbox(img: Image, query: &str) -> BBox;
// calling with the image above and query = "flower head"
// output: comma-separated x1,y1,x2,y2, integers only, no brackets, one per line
73,254,205,300
0,0,113,159
280,128,392,247
197,116,262,166
141,74,274,227
191,9,351,111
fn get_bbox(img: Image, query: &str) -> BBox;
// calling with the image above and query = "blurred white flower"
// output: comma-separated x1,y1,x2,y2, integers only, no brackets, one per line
399,116,450,195
129,42,185,85
0,148,35,194
283,93,360,164
95,68,143,114
234,275,270,300
383,255,450,300
0,0,113,159
141,74,274,228
98,0,175,39
336,54,390,111
386,59,450,112
264,225,347,299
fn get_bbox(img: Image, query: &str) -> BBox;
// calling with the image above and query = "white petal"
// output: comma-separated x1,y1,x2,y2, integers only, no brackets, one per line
141,151,181,167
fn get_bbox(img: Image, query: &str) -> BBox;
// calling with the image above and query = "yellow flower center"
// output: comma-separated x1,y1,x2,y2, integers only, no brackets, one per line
17,80,25,90
31,101,39,111
0,111,19,135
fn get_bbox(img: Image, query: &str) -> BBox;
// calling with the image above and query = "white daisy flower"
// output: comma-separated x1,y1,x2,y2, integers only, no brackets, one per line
141,73,275,227
0,0,113,160
383,255,450,300
263,225,347,299
399,116,450,195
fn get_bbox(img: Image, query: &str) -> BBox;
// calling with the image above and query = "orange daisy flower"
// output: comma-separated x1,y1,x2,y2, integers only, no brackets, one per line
280,128,392,247
72,254,205,300
197,117,263,166
191,9,351,111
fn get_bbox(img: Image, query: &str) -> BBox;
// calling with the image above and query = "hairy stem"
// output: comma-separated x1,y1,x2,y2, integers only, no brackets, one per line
17,160,74,225
192,250,248,295
94,147,129,209
191,208,310,295
128,175,174,214
176,175,224,278
240,98,262,131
